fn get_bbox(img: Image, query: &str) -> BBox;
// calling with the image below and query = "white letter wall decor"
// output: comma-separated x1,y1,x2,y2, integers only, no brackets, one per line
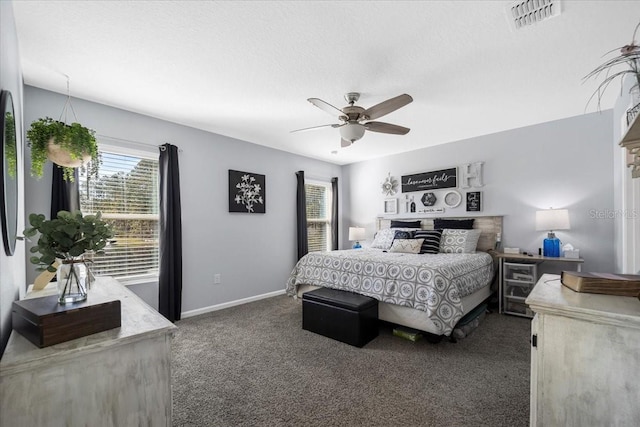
461,161,484,188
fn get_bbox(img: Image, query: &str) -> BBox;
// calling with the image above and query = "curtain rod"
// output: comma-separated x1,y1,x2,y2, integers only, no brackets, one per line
96,133,183,152
303,174,337,182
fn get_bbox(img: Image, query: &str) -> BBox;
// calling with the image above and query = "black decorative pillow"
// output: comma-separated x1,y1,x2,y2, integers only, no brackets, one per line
413,230,443,254
393,230,413,240
390,220,422,229
433,218,475,230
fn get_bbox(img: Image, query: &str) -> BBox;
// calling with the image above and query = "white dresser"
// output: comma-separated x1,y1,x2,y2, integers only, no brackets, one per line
526,274,640,427
0,277,177,426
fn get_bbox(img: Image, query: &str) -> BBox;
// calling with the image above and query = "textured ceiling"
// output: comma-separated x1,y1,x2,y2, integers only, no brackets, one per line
11,1,640,165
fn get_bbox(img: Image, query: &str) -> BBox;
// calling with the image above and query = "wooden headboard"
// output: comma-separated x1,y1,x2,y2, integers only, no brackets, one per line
376,216,503,252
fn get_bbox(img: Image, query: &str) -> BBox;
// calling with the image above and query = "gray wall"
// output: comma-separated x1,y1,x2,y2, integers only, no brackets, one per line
24,86,342,314
343,111,615,274
0,0,26,355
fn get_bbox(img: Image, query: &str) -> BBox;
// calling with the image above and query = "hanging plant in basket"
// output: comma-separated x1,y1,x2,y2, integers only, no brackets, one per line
27,117,99,181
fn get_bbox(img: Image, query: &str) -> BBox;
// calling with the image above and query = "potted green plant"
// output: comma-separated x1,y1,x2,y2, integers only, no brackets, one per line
24,210,112,303
26,117,99,181
585,22,640,113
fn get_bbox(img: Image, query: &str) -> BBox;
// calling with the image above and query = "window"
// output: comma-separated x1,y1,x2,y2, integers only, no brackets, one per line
305,181,332,252
79,147,159,282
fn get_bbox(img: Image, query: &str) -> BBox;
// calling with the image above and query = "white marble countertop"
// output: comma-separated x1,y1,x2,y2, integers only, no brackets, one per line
526,274,640,330
0,277,176,376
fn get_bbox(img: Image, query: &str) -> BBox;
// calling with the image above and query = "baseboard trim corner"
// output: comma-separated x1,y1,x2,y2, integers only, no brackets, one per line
181,289,286,319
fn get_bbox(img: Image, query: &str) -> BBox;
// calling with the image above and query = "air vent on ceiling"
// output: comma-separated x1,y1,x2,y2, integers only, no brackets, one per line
507,0,561,30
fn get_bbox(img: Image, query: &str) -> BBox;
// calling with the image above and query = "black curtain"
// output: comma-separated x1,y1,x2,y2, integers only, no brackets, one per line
296,171,308,260
50,165,79,218
158,143,183,322
331,177,338,250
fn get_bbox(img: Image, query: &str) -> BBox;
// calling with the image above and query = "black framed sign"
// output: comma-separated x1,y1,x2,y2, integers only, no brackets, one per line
466,191,481,212
401,167,457,193
229,170,265,213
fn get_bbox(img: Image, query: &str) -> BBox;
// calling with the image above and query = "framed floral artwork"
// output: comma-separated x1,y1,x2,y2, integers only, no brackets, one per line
384,198,397,214
229,170,265,213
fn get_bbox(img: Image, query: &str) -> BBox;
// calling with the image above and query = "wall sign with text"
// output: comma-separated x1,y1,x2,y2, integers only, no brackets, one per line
466,191,482,212
401,168,457,193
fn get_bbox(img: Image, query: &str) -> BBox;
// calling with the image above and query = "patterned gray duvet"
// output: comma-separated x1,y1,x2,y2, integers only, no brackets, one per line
286,249,493,336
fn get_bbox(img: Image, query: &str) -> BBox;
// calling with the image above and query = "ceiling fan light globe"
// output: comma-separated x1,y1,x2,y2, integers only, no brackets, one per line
339,123,365,142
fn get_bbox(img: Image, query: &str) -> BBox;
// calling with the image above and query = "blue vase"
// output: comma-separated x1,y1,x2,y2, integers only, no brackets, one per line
542,233,560,257
352,241,362,249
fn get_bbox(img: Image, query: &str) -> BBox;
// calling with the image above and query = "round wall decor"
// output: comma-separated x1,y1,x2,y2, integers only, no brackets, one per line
444,190,462,208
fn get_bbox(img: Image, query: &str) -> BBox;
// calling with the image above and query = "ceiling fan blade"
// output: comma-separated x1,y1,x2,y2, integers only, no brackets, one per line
291,123,342,133
364,121,410,135
308,98,345,117
341,138,352,148
362,94,413,120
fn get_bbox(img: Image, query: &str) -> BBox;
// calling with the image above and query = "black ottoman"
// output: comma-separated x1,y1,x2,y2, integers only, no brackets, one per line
302,287,378,348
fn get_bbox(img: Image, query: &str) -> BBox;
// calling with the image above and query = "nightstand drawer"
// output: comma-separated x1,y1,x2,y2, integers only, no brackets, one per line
503,262,537,283
498,253,585,319
504,282,532,298
505,299,533,317
502,261,538,318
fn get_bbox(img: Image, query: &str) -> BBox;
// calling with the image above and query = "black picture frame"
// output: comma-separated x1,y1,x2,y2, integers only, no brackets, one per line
1,90,18,255
401,167,457,192
228,170,266,213
466,191,481,212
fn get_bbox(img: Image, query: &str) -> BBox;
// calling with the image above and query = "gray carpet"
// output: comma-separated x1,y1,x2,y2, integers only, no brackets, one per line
172,295,531,427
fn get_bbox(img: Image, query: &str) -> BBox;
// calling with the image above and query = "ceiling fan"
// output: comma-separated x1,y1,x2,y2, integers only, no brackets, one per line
292,92,413,147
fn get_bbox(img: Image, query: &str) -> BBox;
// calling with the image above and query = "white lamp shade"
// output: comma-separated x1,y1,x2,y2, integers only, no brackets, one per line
348,227,366,241
536,209,570,231
339,123,365,142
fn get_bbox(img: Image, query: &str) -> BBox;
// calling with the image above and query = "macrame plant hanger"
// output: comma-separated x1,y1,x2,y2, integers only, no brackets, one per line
46,74,93,173
58,75,79,125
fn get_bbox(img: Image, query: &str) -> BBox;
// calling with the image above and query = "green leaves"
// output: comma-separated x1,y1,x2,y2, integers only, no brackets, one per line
23,210,113,271
583,22,640,111
25,117,99,181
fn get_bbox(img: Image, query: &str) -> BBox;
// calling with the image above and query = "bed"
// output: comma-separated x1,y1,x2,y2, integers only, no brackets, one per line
286,216,502,337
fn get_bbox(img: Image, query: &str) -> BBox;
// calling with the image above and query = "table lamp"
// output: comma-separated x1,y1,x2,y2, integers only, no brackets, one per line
535,208,570,257
348,227,365,249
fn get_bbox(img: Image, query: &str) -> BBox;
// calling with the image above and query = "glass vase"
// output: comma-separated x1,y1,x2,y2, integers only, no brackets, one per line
57,258,91,304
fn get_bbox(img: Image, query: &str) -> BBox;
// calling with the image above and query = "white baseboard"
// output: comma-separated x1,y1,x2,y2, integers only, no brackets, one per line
180,289,286,319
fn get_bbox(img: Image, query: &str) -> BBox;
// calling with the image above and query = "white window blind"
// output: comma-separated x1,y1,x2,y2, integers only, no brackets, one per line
305,181,332,252
79,150,159,282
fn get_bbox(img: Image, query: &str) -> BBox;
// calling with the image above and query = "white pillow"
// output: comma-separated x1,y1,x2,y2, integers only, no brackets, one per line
370,228,397,250
440,229,481,253
371,228,419,250
389,238,424,254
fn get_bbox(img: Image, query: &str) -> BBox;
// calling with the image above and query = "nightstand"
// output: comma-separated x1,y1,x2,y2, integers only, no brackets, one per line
496,253,584,317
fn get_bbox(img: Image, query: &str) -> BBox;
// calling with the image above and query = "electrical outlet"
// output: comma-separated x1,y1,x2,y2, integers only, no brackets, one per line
214,274,221,285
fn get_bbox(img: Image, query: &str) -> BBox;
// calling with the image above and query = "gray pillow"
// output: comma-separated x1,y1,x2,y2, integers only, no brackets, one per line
440,229,481,253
